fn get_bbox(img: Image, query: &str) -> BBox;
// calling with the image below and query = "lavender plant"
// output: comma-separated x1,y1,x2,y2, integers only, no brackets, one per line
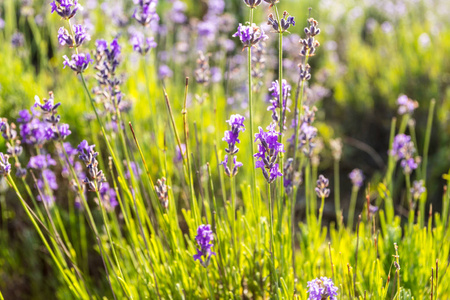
0,0,449,299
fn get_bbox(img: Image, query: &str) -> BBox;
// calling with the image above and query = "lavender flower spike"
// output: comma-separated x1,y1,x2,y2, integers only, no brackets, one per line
243,0,262,8
307,277,338,300
233,23,268,49
267,11,295,33
50,0,81,20
397,95,418,115
193,224,216,267
315,175,330,198
0,153,11,176
63,53,93,73
349,168,364,189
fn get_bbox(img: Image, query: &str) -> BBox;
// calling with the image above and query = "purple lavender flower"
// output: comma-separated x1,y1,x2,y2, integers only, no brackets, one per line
17,110,32,123
397,95,418,115
155,177,169,209
411,180,426,200
133,0,159,27
63,53,93,73
223,114,245,155
233,23,268,49
77,140,106,192
99,182,118,211
72,24,90,47
130,31,157,55
349,168,364,188
300,18,321,56
50,0,80,20
254,123,284,183
11,32,25,48
158,65,173,79
193,224,216,267
243,0,262,8
175,143,186,162
169,1,187,23
220,155,243,177
267,79,291,127
0,153,11,177
307,277,338,300
390,134,420,174
28,154,57,170
315,175,330,198
267,11,295,33
58,124,72,140
400,158,418,174
39,169,59,190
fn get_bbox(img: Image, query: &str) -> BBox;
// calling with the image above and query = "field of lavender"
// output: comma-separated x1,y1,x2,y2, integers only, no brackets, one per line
0,0,449,299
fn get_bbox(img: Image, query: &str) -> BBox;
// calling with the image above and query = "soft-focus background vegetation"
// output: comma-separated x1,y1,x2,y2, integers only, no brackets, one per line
0,0,449,298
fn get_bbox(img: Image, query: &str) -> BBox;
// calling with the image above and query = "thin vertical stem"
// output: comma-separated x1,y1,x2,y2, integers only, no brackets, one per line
334,159,341,228
247,8,257,215
348,186,358,230
422,99,435,182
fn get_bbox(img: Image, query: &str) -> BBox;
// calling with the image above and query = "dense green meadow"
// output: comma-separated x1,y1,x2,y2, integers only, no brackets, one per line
0,0,449,298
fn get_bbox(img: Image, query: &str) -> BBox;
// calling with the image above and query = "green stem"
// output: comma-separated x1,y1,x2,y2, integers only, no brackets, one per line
422,100,435,182
247,8,257,218
348,186,359,230
6,175,84,298
318,196,325,230
334,159,341,228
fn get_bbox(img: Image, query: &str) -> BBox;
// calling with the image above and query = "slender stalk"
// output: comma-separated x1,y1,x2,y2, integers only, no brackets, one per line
268,182,276,292
348,186,359,230
181,78,199,225
6,175,84,299
422,99,435,182
247,8,257,215
79,73,125,180
334,159,341,228
230,175,237,264
318,195,325,229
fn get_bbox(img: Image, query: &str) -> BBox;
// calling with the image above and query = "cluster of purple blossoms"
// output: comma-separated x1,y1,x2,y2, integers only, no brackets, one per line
196,0,225,46
11,32,25,48
0,119,25,177
397,95,418,115
194,51,211,85
63,53,93,73
411,180,426,200
77,140,106,192
155,177,169,209
300,18,321,57
93,39,129,118
158,65,173,79
58,24,90,47
349,168,364,189
133,0,159,27
307,277,338,300
221,115,245,177
291,106,318,156
243,0,262,8
130,30,157,55
283,158,295,194
315,175,330,198
193,224,216,267
267,11,296,33
267,79,291,129
254,123,284,183
390,134,420,174
34,93,72,141
28,154,58,204
50,0,80,20
0,153,11,177
233,23,268,49
99,182,118,211
168,0,187,24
